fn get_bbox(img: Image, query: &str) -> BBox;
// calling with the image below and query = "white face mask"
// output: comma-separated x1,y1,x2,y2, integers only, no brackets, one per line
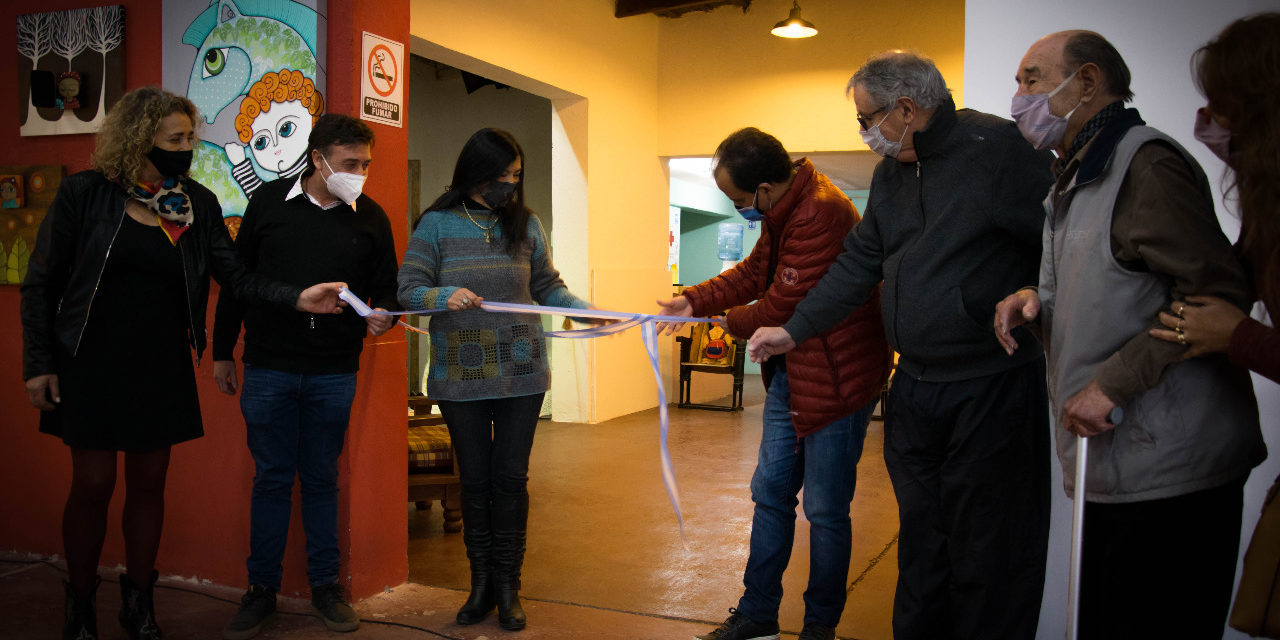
860,109,909,158
320,153,366,205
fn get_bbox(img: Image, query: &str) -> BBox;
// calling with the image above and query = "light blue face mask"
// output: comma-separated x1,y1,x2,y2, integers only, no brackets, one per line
736,187,767,221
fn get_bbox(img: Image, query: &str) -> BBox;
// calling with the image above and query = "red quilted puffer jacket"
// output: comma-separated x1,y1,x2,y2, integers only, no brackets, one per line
683,159,889,437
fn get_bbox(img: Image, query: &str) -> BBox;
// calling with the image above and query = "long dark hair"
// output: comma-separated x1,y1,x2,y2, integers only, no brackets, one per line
420,128,531,257
1194,12,1280,314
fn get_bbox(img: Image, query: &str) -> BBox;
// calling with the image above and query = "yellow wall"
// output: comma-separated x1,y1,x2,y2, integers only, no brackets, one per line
409,0,966,422
656,0,966,156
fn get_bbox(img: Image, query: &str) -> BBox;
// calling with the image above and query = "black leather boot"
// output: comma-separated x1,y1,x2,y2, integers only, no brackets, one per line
495,574,526,631
457,575,495,625
455,490,496,625
492,490,528,631
118,571,162,640
63,577,100,640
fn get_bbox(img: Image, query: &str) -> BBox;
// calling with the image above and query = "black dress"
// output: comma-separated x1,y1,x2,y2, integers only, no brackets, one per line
40,214,203,451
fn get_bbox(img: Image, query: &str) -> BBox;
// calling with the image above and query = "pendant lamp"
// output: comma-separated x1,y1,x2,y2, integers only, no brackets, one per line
771,1,818,38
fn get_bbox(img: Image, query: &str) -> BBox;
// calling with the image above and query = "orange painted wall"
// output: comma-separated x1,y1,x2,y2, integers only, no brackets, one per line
0,0,410,600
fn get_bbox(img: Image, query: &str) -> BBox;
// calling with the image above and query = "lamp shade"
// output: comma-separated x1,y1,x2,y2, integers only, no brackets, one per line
771,2,817,38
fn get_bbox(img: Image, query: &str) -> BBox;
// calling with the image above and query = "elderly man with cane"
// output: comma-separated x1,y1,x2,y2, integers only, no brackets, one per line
995,29,1263,639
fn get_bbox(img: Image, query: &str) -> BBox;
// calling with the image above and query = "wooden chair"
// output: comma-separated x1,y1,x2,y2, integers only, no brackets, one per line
675,323,746,412
407,395,462,533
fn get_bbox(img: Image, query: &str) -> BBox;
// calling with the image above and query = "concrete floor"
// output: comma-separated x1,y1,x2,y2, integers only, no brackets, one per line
406,376,900,639
1,376,901,639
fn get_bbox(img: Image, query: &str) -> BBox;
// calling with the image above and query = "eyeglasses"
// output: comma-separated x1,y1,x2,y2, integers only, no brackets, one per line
857,107,888,131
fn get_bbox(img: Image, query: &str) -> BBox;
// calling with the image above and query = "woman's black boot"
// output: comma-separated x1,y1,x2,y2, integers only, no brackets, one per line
495,575,526,631
118,570,162,639
456,574,495,625
492,491,528,631
63,577,100,640
456,491,496,625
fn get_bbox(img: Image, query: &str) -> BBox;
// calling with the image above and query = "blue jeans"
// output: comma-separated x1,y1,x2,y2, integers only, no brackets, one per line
240,364,357,590
737,369,875,627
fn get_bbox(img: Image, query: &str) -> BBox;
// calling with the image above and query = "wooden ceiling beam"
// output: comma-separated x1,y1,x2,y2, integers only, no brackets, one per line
615,0,748,19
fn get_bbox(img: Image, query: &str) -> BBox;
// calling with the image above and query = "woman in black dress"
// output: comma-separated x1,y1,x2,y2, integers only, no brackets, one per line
19,87,346,640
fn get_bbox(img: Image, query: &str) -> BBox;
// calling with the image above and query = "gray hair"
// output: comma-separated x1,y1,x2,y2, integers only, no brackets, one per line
848,51,952,111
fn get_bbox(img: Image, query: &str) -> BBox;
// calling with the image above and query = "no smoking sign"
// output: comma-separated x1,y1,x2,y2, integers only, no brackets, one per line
360,32,403,127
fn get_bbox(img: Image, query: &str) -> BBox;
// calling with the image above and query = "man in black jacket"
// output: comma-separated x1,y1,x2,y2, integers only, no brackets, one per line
749,52,1054,639
212,114,399,639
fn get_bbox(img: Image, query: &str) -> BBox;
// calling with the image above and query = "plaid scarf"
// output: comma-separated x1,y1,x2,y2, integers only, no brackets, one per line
124,176,193,245
1065,100,1127,161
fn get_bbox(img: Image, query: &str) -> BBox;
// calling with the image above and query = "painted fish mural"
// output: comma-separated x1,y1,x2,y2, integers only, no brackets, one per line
172,0,325,233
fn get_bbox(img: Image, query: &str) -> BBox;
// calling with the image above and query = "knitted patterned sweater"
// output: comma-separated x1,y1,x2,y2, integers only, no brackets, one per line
398,205,587,401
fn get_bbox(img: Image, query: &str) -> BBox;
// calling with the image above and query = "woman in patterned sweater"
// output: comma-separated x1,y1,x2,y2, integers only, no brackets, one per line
398,128,590,631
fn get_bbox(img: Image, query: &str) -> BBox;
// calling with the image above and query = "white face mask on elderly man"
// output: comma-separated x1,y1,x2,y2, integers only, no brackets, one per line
1010,69,1081,151
860,109,908,158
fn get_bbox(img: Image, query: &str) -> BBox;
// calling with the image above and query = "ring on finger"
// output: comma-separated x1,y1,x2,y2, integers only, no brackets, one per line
1178,332,1187,345
1177,318,1184,332
1176,303,1186,316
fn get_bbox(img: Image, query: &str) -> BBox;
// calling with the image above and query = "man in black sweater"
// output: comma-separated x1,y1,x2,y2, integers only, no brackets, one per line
748,52,1054,640
212,114,398,639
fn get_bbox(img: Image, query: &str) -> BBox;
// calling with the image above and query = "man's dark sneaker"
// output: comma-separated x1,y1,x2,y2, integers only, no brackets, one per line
222,585,276,640
797,622,837,640
694,608,780,640
310,582,359,632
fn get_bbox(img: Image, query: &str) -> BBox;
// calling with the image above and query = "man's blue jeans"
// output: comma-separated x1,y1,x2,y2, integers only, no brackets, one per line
240,364,357,590
736,369,875,627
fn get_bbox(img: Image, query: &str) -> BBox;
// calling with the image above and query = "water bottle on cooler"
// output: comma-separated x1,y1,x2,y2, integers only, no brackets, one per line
717,222,744,272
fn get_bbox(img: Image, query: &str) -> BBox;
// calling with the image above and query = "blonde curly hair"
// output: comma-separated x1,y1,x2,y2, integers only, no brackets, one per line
91,86,201,184
234,69,324,144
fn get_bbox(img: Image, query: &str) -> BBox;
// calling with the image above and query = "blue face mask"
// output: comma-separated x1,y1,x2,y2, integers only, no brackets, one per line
736,187,767,221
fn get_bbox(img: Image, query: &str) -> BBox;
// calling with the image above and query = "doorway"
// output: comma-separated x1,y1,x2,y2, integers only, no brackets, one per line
405,37,592,425
405,53,559,416
665,150,880,380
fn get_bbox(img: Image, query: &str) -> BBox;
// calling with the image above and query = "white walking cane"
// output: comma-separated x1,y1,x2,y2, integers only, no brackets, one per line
1066,407,1123,640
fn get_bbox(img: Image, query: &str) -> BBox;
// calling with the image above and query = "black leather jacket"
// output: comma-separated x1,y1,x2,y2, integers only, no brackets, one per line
20,170,302,380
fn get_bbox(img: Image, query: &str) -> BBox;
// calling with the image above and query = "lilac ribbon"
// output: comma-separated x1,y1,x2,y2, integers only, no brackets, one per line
340,287,713,541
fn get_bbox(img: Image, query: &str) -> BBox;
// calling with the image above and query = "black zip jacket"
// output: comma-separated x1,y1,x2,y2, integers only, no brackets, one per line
20,170,302,380
783,99,1054,381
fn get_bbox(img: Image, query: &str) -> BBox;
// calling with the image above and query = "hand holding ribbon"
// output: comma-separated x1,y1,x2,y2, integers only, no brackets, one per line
447,288,484,311
654,295,694,335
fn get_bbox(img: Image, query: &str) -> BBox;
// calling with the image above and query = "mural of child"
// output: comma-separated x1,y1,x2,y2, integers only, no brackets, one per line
225,69,324,199
56,71,82,110
0,177,22,209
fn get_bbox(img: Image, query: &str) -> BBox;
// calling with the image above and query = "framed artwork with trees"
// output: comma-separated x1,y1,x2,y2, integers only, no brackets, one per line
17,6,125,136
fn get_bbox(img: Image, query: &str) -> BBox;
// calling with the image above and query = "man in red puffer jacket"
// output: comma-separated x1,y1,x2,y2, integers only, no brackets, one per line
659,127,889,640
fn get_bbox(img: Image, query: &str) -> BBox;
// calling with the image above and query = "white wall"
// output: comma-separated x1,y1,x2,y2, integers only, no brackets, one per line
964,1,1280,638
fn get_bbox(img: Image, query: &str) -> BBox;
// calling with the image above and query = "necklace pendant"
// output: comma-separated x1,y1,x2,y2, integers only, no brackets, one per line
484,230,491,244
